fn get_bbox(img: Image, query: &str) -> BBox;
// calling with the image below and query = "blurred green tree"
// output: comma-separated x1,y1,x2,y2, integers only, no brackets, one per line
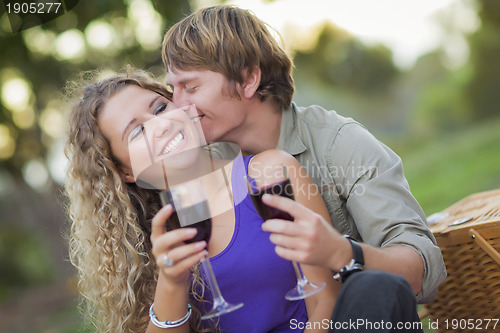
465,0,500,119
0,0,190,299
0,0,190,178
294,22,399,95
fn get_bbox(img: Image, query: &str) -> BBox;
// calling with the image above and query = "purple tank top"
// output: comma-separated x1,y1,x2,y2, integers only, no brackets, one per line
203,155,307,332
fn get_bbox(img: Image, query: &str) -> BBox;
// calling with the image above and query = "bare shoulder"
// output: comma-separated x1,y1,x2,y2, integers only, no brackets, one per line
248,149,301,172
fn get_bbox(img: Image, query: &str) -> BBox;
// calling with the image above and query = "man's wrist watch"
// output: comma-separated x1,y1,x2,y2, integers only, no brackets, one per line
333,235,365,283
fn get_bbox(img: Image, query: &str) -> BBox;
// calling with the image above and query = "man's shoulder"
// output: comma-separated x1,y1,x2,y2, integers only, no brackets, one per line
290,103,359,130
278,103,367,156
249,149,300,171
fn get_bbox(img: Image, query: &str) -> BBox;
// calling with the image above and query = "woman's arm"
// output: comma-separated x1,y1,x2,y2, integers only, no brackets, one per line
145,205,207,333
249,150,338,332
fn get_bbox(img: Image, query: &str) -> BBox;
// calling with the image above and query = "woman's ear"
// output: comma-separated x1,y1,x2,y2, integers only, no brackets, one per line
241,66,261,99
117,164,136,183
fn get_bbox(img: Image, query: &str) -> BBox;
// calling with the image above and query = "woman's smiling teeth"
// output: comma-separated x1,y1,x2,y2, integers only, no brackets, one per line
161,132,184,155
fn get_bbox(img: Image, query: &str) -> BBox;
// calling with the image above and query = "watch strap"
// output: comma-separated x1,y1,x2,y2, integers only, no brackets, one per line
347,235,364,266
333,235,365,283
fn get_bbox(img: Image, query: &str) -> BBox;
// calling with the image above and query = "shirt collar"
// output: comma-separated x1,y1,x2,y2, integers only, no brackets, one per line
277,102,307,156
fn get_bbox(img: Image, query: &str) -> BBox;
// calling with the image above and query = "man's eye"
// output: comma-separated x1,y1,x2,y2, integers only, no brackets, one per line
186,86,197,93
129,125,144,142
154,102,168,115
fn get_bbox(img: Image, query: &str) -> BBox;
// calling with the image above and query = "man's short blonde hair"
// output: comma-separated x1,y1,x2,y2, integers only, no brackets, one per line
162,5,294,110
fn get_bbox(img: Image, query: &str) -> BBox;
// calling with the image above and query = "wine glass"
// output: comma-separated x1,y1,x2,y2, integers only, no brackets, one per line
159,179,244,319
246,165,326,301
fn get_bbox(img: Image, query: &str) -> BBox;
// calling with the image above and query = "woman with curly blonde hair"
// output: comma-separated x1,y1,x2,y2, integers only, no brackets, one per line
64,69,337,333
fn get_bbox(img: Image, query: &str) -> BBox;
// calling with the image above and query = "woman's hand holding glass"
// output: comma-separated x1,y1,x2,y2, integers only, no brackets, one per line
150,204,207,285
159,181,244,319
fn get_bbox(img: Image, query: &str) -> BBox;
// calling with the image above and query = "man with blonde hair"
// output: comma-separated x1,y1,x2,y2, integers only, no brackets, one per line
162,5,445,332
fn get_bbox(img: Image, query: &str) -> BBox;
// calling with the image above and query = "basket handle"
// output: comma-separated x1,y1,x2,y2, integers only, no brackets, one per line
468,228,500,267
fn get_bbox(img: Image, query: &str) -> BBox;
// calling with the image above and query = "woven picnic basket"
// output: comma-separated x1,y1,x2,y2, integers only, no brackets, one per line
424,189,500,332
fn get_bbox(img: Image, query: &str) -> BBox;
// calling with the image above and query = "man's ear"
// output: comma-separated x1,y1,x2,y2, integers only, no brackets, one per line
241,66,261,99
117,165,136,183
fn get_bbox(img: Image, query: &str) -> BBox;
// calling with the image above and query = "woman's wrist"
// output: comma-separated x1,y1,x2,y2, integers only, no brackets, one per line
149,303,192,329
157,270,189,295
151,275,191,329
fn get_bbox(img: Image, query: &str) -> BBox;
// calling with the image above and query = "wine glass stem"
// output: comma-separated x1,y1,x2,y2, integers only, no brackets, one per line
200,255,226,307
292,261,309,287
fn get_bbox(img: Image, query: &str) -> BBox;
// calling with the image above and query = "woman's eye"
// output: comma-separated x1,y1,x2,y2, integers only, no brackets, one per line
153,102,168,115
129,125,144,142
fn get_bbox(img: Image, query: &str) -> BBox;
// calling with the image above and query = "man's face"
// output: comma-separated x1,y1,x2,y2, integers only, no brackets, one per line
165,68,247,144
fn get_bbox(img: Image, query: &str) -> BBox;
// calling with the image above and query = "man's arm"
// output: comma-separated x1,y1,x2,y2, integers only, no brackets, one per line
329,123,446,302
261,195,432,300
267,120,446,303
331,241,425,294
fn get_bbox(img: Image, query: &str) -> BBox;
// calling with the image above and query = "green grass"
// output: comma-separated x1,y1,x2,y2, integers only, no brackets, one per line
402,118,500,332
400,117,500,215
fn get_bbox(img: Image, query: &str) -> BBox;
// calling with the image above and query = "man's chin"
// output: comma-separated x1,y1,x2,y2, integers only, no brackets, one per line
202,130,218,144
199,121,215,143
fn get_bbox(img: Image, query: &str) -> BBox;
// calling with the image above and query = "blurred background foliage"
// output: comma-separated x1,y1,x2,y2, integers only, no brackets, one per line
0,0,499,331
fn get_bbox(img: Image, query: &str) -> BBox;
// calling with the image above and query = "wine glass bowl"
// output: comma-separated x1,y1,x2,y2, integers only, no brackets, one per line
246,176,295,221
159,188,212,244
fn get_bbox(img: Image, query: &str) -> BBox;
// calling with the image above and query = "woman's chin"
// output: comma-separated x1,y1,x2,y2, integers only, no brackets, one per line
157,148,209,181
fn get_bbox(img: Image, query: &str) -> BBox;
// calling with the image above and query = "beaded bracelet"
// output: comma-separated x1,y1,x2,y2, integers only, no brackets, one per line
149,303,192,329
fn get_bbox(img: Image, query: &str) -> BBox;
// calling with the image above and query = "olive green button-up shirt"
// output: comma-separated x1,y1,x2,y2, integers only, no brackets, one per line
277,103,446,303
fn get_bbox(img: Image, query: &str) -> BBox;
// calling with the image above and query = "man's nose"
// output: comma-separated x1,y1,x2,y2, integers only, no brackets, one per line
172,91,189,107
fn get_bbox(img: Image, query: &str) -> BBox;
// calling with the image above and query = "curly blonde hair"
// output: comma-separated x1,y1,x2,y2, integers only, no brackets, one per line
64,69,218,333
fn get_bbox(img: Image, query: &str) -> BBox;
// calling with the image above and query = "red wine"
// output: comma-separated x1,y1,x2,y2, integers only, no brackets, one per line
249,178,294,221
165,210,212,244
160,191,212,244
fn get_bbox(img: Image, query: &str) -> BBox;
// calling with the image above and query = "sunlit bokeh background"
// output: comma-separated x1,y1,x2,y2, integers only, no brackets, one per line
1,0,499,331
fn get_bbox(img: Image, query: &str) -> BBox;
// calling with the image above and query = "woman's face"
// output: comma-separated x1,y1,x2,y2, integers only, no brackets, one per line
98,84,205,183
